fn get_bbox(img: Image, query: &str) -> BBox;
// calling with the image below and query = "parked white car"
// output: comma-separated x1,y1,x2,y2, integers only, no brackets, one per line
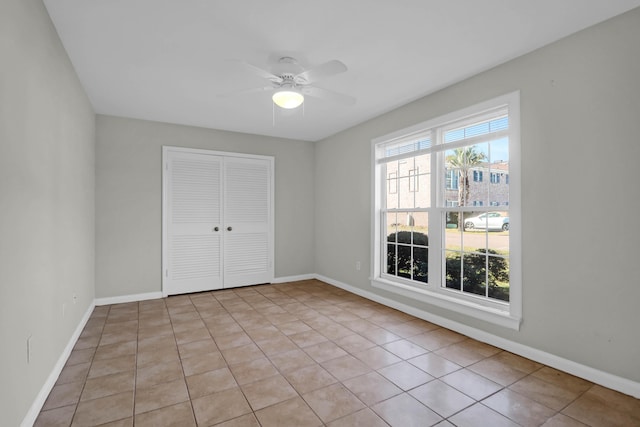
464,212,509,231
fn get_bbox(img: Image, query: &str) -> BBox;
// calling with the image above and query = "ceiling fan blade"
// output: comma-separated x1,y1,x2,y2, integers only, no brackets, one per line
218,86,274,98
295,60,347,84
238,61,283,83
302,86,356,106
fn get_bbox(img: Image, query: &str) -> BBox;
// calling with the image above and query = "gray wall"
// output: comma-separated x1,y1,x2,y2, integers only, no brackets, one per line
96,116,315,298
315,8,640,382
0,0,96,425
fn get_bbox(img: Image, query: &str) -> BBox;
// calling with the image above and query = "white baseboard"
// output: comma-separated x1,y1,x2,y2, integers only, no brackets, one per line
272,274,316,284
95,291,163,306
316,274,640,399
21,302,95,427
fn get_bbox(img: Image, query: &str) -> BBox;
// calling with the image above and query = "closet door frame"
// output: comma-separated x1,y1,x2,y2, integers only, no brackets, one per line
162,146,274,297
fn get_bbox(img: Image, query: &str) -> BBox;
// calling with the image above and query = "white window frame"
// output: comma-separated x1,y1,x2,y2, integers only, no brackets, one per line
371,92,521,330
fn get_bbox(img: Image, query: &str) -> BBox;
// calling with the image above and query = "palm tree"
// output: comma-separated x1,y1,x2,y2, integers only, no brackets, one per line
446,147,486,226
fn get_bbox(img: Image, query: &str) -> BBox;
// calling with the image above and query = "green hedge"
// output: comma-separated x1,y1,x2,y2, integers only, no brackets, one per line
445,249,509,301
387,231,428,283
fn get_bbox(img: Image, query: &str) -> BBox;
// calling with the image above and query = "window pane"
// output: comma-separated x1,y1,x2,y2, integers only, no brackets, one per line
412,213,429,283
463,212,488,230
411,212,429,243
389,173,398,194
414,153,431,208
398,158,416,209
462,253,487,297
386,212,429,282
444,115,508,144
387,212,426,240
409,169,418,192
397,245,412,279
488,138,509,207
382,136,431,159
445,213,462,252
445,211,460,230
444,144,488,207
386,243,396,275
463,226,486,255
386,162,399,209
445,250,462,291
488,255,509,302
487,226,509,257
387,212,413,237
489,137,509,163
386,212,398,239
413,246,428,283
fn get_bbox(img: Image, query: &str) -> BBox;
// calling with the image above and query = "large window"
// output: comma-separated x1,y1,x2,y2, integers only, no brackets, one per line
372,92,521,329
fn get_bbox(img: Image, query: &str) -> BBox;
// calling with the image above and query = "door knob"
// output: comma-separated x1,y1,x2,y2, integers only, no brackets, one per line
227,226,233,231
213,227,219,232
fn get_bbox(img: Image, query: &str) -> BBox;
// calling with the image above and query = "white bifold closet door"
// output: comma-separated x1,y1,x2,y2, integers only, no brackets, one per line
223,156,272,288
163,147,274,296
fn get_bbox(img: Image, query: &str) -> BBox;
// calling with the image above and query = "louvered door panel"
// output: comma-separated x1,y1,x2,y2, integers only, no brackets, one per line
225,162,269,223
165,152,223,295
225,233,268,274
172,158,220,224
163,148,273,295
171,235,220,280
223,157,272,288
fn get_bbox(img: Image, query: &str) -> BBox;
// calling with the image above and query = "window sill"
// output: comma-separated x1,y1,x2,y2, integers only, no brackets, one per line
371,277,521,330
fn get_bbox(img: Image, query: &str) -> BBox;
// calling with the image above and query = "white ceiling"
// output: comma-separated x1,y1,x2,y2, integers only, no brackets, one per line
43,1,640,142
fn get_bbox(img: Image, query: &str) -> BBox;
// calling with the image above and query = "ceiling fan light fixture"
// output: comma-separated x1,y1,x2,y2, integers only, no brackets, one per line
272,89,304,109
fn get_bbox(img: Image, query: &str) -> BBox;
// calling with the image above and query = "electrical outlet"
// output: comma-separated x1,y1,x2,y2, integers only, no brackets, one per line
356,261,361,271
27,336,32,363
72,293,77,304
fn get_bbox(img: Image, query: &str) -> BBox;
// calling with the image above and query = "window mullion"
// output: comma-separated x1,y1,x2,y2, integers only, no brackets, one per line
429,130,441,290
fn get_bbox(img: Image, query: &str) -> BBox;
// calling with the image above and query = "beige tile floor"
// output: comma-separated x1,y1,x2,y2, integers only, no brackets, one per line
35,280,639,426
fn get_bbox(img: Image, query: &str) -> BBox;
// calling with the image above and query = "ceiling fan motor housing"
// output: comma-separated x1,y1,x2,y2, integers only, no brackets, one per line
271,57,305,81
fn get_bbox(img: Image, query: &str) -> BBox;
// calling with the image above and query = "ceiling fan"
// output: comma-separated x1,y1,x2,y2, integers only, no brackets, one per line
222,57,356,109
